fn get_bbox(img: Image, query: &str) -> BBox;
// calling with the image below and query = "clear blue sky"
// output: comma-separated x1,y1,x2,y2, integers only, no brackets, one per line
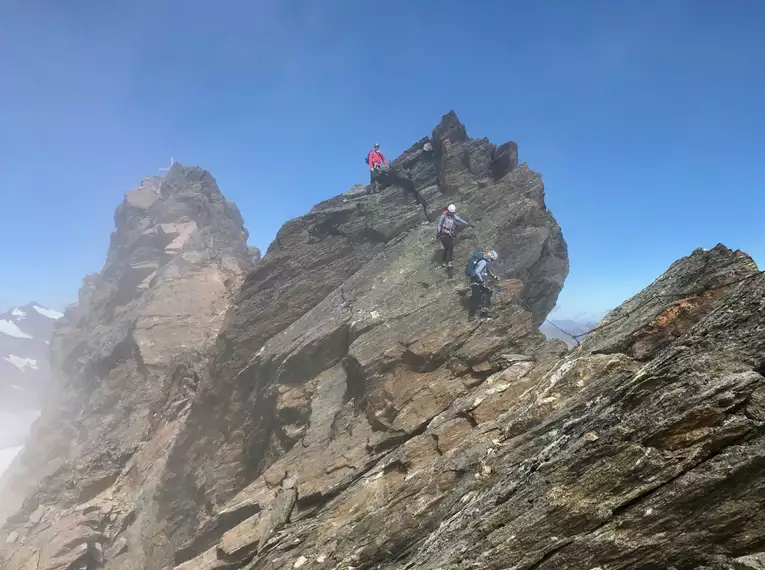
1,0,764,320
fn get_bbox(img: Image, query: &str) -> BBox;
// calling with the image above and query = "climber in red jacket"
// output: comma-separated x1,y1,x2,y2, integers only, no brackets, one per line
365,143,389,193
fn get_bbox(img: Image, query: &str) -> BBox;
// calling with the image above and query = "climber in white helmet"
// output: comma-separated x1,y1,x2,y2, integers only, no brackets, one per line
436,204,471,268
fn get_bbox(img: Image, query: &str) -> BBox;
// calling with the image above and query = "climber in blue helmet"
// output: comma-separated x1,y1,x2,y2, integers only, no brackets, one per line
436,204,471,268
467,249,499,320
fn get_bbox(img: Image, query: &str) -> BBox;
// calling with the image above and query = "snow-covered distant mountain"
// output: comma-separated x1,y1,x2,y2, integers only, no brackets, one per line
0,302,62,411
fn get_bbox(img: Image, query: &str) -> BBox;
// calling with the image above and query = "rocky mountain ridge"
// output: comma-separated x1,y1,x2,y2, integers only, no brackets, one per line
0,163,254,544
1,112,764,570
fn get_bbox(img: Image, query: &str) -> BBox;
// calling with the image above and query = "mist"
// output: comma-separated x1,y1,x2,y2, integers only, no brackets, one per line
0,410,39,476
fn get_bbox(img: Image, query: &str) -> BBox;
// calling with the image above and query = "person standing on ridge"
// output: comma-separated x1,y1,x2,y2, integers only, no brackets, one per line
366,143,389,193
436,204,471,268
467,249,500,320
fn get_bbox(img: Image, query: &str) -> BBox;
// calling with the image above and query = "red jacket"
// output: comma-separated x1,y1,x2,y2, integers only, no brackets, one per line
367,149,387,169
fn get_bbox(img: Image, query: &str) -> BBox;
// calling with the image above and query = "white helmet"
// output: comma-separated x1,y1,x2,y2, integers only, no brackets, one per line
487,250,498,261
447,204,457,213
374,142,380,149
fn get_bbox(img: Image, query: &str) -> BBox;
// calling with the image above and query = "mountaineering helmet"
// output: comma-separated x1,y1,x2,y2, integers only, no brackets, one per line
487,250,498,261
447,204,457,213
374,143,380,149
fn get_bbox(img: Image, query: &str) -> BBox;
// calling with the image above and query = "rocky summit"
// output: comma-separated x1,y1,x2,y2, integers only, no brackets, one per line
0,164,253,554
1,112,764,570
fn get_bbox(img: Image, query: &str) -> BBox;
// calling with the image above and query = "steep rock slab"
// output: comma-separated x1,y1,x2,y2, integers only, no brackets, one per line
159,112,568,564
162,113,568,564
174,245,765,570
0,165,252,570
394,248,765,570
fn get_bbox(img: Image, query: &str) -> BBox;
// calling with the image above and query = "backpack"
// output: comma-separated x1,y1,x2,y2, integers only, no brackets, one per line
465,250,488,278
438,212,457,235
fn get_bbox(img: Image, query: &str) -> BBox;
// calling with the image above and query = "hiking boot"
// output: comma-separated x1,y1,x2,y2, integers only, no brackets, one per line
446,261,453,268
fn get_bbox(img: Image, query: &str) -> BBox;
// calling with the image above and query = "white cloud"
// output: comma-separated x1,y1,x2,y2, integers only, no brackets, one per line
0,445,23,478
0,320,33,339
0,410,40,449
3,355,38,372
33,305,63,320
11,308,26,319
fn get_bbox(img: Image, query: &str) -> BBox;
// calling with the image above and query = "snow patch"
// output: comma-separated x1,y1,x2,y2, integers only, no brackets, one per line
11,308,25,319
3,355,38,372
33,305,64,320
0,320,33,339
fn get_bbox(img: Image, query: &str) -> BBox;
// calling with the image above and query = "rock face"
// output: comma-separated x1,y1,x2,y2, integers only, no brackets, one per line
157,112,568,568
0,165,252,567
160,240,765,570
9,112,765,570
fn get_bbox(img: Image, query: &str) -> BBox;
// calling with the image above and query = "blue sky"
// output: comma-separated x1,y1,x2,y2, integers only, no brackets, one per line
1,0,764,320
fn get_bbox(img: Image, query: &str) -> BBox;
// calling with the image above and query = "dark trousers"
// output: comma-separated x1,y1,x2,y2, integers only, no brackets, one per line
369,165,389,192
469,281,492,317
439,234,454,263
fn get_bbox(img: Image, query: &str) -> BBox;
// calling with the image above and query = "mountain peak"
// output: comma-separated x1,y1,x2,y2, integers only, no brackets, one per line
4,113,765,570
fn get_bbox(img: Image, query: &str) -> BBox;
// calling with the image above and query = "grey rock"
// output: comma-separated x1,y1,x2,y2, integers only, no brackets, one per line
28,505,46,525
736,553,765,569
248,246,262,262
92,541,104,563
108,536,128,558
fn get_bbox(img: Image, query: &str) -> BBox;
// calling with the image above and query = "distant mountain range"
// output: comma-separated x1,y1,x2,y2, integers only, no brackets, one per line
0,302,62,411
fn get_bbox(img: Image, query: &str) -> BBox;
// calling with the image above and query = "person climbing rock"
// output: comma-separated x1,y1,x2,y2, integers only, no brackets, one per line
436,204,471,267
365,143,389,193
466,249,499,320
